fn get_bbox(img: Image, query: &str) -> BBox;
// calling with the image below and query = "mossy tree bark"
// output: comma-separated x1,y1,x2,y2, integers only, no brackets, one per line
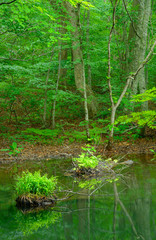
127,0,151,111
65,2,91,137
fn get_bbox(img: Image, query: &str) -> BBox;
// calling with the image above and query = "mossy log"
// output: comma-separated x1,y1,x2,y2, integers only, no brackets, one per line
68,160,133,177
75,167,100,176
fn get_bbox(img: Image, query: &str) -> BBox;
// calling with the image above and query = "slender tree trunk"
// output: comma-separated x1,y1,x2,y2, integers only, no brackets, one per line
83,57,90,139
106,0,118,150
59,4,68,87
60,46,68,87
86,9,92,87
43,51,54,128
108,107,117,149
52,47,61,129
43,68,50,128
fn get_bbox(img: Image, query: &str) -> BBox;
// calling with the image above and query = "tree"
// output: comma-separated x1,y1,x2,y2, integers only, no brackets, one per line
65,1,98,116
127,0,152,111
65,1,91,137
106,0,156,149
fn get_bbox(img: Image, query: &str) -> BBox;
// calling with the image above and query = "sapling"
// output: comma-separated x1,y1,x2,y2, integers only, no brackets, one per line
150,149,156,161
1,142,23,156
73,145,100,171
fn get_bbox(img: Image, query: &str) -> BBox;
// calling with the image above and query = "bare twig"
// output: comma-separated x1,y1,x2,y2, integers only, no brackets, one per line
0,57,30,62
122,126,137,133
0,51,52,61
90,181,108,196
0,0,16,5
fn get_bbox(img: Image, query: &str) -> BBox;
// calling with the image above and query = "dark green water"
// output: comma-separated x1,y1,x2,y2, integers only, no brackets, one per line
0,155,156,240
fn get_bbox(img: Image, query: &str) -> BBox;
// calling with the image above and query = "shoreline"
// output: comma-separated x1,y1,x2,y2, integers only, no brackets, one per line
0,138,155,163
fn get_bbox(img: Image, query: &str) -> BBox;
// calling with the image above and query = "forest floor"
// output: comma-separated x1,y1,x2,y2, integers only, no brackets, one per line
0,120,156,163
0,135,156,163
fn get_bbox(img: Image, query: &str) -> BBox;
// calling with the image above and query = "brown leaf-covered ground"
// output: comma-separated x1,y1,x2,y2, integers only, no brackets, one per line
0,136,155,163
0,120,156,163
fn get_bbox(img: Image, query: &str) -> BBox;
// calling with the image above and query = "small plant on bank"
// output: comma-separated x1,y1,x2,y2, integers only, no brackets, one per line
15,171,58,209
1,142,23,156
150,149,156,161
73,145,100,173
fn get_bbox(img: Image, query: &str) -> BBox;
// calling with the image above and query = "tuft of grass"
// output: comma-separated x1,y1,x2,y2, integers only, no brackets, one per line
15,171,57,197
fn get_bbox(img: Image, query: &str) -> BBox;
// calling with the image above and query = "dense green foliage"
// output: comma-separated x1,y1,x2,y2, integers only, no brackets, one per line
15,171,57,196
116,88,156,129
0,0,155,143
73,145,100,169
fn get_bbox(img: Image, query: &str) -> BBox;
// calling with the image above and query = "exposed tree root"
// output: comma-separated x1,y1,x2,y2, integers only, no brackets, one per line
16,194,57,210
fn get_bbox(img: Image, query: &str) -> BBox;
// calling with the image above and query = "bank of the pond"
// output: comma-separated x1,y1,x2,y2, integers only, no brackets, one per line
0,137,156,163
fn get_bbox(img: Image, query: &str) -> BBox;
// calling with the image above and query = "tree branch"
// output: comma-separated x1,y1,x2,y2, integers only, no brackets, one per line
0,0,16,5
133,39,156,77
115,39,156,109
122,0,141,39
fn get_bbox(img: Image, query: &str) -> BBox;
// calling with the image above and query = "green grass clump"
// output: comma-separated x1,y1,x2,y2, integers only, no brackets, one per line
15,171,57,197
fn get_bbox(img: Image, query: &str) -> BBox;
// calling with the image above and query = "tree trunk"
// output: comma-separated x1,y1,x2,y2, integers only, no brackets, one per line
107,106,117,150
127,0,151,111
43,50,54,128
52,47,61,129
86,9,92,87
59,5,68,87
106,34,155,150
65,2,98,116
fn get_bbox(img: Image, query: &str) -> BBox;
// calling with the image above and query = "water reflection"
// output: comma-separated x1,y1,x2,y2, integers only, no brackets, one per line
16,209,61,236
0,157,156,239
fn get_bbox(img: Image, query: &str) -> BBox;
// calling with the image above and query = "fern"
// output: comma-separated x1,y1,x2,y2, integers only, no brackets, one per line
116,88,156,129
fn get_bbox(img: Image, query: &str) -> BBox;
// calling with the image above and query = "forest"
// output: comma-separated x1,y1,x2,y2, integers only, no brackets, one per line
0,0,156,157
0,1,156,240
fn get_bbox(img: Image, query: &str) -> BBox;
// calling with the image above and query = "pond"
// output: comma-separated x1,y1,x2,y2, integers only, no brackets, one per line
0,154,156,240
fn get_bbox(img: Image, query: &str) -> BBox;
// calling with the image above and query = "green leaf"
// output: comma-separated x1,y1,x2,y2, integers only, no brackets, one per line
0,149,10,152
12,142,17,149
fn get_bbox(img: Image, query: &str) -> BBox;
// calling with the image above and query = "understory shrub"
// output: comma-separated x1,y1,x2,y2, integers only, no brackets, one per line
73,145,100,170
